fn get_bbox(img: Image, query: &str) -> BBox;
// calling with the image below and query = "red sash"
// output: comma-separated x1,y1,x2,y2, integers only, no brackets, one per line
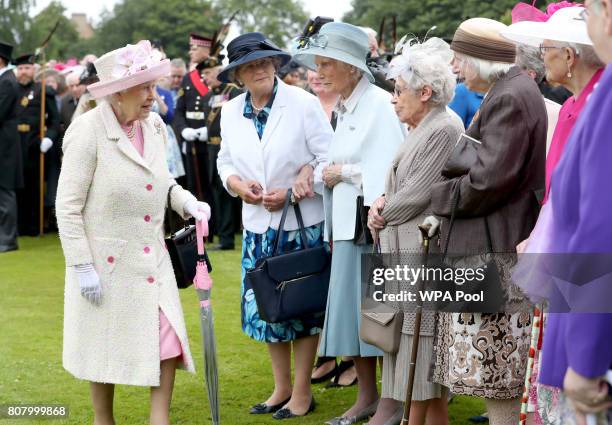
189,70,209,96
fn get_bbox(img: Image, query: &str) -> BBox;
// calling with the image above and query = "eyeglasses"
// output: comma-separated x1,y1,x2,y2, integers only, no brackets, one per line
577,0,603,20
538,44,566,56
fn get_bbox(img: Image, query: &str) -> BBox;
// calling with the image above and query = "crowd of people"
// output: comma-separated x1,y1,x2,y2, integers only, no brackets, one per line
1,0,611,424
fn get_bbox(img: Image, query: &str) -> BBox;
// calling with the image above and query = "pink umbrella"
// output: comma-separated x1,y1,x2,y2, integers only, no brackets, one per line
194,219,219,424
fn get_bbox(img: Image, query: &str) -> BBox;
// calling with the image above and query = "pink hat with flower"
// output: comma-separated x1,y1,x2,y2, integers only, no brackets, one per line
88,40,170,99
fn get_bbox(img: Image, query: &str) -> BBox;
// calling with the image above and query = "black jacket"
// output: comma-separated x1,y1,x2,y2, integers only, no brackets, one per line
0,69,22,190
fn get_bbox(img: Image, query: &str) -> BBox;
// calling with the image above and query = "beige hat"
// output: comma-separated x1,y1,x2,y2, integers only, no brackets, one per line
451,18,517,63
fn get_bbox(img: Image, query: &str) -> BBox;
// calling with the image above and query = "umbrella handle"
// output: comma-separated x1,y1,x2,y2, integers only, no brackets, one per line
196,219,209,255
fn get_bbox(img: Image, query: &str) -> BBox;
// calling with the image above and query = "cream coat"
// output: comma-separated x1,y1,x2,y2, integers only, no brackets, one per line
56,101,196,386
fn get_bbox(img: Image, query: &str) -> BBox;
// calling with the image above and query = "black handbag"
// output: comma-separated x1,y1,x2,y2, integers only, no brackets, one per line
246,189,331,323
354,195,374,245
164,185,212,289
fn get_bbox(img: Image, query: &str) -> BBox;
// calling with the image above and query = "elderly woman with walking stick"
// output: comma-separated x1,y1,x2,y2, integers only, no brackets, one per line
366,37,463,425
56,40,210,425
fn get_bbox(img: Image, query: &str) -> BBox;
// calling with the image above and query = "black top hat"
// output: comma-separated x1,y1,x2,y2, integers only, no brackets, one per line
14,54,36,66
0,41,13,63
217,32,291,83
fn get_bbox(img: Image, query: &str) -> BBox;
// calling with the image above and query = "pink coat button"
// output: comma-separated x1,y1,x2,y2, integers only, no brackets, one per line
107,256,114,263
147,276,155,284
146,184,153,191
144,215,151,222
144,246,151,254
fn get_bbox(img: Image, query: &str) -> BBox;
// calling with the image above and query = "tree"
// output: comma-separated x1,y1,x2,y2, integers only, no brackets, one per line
214,0,309,47
343,0,528,47
19,1,81,59
0,0,35,46
92,0,222,60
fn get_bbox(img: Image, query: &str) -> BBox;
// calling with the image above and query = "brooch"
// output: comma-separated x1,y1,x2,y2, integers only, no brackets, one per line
154,120,163,135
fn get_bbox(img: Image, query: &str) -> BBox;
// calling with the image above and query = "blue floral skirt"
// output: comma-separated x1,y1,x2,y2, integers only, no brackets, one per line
241,222,325,343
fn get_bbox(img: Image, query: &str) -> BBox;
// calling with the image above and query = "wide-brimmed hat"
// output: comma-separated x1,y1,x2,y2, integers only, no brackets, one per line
217,32,290,83
451,18,516,64
0,41,13,63
292,22,374,82
87,40,170,99
500,6,592,47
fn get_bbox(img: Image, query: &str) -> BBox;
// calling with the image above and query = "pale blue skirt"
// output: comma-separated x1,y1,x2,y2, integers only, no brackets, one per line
319,240,382,357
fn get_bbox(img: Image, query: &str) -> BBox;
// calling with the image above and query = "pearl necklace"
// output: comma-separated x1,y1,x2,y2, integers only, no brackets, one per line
123,121,139,140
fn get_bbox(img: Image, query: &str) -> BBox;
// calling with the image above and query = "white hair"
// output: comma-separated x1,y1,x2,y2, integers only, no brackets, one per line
387,37,457,106
456,52,514,84
559,42,604,69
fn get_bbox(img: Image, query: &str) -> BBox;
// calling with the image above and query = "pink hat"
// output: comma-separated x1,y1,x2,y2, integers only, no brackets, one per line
88,40,170,99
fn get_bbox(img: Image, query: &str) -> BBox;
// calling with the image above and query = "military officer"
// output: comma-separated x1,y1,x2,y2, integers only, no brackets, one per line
173,33,212,207
13,54,60,236
200,55,242,250
0,42,21,251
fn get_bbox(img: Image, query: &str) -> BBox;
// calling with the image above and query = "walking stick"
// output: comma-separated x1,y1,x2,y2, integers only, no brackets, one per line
401,223,432,424
35,20,60,236
39,55,46,236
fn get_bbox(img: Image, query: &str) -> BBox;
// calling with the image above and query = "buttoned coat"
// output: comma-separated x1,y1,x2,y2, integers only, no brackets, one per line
217,78,332,233
56,101,197,386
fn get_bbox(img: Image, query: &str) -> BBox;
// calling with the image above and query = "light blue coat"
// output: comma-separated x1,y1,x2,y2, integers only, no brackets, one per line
324,76,406,241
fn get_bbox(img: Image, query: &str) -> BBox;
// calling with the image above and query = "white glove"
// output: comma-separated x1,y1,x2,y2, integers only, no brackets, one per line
195,126,208,142
181,141,187,155
419,215,440,243
181,127,198,142
184,199,211,222
74,263,102,306
40,137,53,153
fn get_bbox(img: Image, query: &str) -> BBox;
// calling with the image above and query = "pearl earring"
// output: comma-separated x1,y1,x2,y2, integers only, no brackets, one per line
567,67,572,79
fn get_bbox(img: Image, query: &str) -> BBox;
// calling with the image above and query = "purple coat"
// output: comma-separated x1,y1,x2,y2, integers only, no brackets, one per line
539,65,612,388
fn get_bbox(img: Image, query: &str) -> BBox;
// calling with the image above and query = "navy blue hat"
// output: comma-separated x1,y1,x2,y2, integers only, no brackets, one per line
0,41,13,63
218,32,291,83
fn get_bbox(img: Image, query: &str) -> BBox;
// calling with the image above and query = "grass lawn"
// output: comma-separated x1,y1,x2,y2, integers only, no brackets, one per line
0,235,484,424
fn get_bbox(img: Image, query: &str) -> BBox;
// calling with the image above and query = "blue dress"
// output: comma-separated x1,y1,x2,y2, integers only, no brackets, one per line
241,222,326,342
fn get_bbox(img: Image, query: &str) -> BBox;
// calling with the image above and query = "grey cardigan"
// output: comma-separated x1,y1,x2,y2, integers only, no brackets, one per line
379,106,463,336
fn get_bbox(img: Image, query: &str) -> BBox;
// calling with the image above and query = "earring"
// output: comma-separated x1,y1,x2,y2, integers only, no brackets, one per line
567,67,572,79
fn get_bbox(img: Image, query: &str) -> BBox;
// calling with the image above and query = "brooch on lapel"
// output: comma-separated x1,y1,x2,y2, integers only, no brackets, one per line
154,120,163,135
349,125,356,131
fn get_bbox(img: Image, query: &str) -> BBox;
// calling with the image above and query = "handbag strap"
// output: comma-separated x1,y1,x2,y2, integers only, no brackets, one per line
442,180,494,258
165,184,179,235
272,189,309,255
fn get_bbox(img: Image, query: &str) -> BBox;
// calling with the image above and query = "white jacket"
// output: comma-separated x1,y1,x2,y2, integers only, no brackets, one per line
217,78,333,234
56,101,196,386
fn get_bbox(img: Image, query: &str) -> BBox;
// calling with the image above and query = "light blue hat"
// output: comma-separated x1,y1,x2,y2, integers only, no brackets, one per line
292,22,374,83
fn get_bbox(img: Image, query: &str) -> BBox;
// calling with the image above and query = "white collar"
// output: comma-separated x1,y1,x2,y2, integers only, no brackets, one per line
335,75,369,115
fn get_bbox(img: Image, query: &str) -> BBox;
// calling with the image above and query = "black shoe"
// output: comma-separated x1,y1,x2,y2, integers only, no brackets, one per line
249,396,291,414
326,360,357,388
311,357,337,384
272,398,315,420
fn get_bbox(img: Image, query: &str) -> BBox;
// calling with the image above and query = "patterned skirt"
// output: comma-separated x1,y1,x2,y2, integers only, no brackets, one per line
430,312,532,399
240,222,325,343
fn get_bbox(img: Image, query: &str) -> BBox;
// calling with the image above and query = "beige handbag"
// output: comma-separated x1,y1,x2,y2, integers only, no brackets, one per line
360,299,403,353
359,236,403,354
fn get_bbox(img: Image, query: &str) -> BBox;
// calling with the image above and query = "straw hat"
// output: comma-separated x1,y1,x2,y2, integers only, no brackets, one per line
87,40,170,99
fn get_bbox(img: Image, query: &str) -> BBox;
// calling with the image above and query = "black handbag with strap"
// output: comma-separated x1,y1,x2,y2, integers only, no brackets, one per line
164,184,212,289
246,189,331,323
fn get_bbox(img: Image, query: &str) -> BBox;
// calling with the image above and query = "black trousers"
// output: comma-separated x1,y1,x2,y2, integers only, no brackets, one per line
17,144,41,236
207,144,241,247
0,187,18,251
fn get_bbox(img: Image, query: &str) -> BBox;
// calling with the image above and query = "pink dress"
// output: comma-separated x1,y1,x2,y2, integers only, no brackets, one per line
121,121,183,362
